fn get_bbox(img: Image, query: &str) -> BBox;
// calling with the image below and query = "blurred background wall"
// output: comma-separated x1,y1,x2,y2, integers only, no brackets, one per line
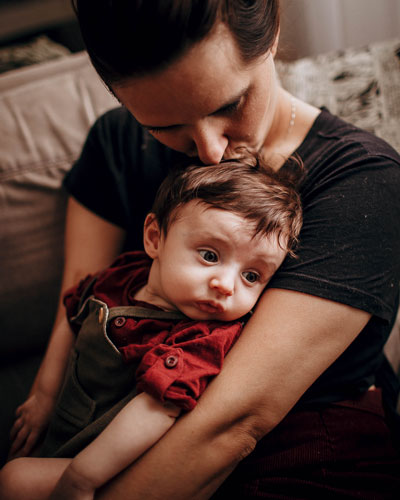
279,0,400,60
0,0,399,58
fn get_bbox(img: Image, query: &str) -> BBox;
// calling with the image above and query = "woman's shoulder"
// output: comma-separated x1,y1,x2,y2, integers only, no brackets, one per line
89,106,144,142
86,106,187,166
300,108,400,165
296,108,400,193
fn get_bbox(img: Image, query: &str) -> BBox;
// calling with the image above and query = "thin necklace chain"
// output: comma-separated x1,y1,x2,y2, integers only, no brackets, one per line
287,96,296,136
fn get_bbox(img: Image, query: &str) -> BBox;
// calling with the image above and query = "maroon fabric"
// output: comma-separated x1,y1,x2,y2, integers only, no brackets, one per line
64,251,242,410
64,251,153,314
132,320,242,410
214,389,400,499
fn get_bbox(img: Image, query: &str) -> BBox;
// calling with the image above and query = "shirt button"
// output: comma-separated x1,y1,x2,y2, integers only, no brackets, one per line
113,316,126,328
165,355,178,368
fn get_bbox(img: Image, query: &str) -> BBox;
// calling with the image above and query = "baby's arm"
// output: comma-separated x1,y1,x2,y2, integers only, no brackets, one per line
50,392,181,499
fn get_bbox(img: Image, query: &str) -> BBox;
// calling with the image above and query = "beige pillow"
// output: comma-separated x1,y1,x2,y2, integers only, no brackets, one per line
0,53,116,356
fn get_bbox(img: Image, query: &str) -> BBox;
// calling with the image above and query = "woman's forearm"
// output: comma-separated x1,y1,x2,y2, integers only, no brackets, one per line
8,198,127,460
32,316,75,400
95,288,370,499
32,197,126,396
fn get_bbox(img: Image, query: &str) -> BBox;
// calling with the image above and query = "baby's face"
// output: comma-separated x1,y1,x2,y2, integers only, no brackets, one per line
150,200,287,321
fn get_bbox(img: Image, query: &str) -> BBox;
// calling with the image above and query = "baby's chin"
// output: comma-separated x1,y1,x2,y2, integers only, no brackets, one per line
179,305,245,323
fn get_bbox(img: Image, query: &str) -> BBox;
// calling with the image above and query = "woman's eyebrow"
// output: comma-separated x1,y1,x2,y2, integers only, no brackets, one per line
141,85,249,131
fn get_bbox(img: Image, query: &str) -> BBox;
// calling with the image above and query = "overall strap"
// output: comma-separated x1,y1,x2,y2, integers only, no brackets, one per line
108,305,186,321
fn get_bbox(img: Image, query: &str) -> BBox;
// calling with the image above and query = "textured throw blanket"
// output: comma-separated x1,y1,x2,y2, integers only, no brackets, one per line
277,38,400,153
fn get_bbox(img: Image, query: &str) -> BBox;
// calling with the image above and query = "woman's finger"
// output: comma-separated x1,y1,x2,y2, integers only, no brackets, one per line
8,425,29,458
14,403,24,418
19,429,39,458
9,416,24,441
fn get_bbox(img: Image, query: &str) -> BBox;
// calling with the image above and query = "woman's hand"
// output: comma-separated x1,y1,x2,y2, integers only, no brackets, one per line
8,390,56,460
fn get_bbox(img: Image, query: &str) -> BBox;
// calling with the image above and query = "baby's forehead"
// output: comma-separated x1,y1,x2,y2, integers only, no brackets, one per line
172,199,279,234
172,201,286,249
170,200,248,228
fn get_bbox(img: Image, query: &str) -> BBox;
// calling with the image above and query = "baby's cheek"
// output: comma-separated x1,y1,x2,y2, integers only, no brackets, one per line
249,288,264,307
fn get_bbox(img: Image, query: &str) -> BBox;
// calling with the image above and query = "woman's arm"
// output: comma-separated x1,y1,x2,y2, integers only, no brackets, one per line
60,197,127,298
95,288,370,499
8,316,74,459
9,197,126,459
50,393,180,499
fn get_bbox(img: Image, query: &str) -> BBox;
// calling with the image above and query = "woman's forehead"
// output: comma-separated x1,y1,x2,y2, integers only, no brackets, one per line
113,24,255,125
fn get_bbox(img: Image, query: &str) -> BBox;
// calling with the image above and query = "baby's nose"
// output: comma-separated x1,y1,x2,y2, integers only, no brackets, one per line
209,276,234,296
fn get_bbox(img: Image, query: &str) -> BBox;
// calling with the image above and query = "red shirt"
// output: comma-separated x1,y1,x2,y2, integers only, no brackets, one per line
64,251,243,411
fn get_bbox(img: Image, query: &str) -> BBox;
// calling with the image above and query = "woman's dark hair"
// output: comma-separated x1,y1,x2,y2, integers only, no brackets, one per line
150,158,302,256
72,0,280,86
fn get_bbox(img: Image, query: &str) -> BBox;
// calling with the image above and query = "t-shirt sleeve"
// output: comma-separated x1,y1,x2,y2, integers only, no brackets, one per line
63,107,136,228
63,107,188,250
269,140,400,322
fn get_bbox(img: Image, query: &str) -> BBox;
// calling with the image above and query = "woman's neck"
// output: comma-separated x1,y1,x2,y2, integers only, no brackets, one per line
262,88,320,170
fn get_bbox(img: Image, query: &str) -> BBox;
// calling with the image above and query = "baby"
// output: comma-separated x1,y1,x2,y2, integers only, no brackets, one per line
0,159,302,500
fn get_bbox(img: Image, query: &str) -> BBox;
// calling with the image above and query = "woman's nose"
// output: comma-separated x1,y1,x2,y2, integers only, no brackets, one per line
209,276,234,296
192,122,228,165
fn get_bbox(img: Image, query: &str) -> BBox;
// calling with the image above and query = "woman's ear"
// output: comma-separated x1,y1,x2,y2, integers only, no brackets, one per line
143,213,162,259
271,27,280,58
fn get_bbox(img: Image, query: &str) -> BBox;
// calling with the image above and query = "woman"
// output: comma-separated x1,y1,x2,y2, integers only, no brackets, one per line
9,1,400,498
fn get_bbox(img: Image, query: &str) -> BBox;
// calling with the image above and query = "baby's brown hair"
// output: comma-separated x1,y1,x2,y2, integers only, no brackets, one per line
150,158,302,256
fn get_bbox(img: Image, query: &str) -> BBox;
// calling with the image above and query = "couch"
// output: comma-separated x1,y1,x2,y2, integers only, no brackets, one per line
1,39,399,464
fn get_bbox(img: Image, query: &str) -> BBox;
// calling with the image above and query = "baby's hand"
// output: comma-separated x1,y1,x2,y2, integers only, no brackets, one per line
8,391,55,459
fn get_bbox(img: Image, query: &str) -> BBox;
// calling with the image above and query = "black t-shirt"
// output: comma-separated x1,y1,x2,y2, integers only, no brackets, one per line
64,106,400,406
64,107,188,251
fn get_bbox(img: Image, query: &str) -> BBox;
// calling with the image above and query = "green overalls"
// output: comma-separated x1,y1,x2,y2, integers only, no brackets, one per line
40,293,184,458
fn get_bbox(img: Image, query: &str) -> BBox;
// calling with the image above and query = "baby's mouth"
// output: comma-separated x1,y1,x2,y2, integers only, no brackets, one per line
196,301,224,314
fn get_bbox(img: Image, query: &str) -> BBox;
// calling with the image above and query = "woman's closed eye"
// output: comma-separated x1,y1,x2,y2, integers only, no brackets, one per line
144,96,243,135
216,98,242,117
242,271,260,284
199,249,219,263
144,124,179,135
145,126,163,135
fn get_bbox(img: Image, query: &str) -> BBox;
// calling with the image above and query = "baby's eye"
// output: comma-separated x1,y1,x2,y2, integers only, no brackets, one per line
199,250,218,263
242,271,259,283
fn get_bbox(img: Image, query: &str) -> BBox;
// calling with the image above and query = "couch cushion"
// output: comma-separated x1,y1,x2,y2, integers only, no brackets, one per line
0,52,117,357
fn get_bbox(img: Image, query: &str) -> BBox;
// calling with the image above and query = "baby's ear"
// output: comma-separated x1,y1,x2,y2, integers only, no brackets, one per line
143,213,161,258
